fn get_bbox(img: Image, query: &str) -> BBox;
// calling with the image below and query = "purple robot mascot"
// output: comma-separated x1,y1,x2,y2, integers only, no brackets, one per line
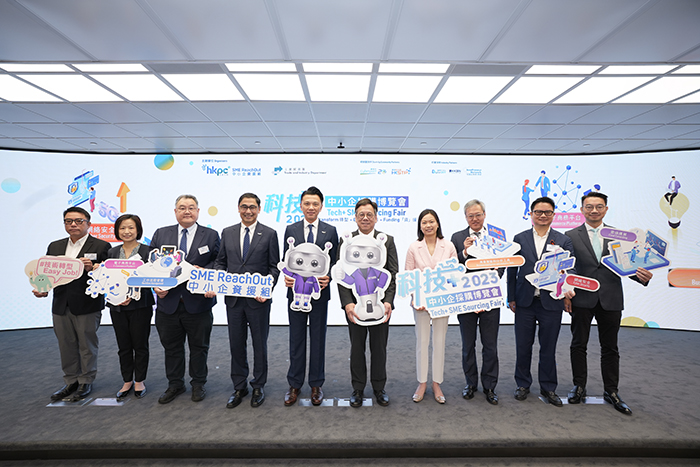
278,237,333,312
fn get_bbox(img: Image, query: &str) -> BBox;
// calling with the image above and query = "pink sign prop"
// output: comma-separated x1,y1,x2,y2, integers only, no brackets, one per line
565,274,600,292
25,256,85,292
104,259,143,269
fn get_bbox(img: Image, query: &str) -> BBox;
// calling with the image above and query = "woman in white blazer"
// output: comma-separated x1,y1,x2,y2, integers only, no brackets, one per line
405,209,457,403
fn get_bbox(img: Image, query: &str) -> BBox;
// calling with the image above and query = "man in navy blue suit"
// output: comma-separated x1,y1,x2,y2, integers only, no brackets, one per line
213,193,280,409
507,196,575,407
281,186,338,407
150,194,220,404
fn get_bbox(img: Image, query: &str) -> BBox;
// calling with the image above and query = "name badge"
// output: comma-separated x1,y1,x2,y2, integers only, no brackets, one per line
198,245,210,255
85,253,97,260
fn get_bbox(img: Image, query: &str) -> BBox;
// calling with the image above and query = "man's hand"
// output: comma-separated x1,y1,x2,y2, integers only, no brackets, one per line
383,302,392,323
203,291,216,299
509,301,516,313
284,275,294,288
154,287,169,299
345,303,358,324
32,289,48,298
564,290,576,300
563,297,572,314
635,267,653,284
318,275,330,289
118,298,133,307
254,296,268,303
79,257,93,271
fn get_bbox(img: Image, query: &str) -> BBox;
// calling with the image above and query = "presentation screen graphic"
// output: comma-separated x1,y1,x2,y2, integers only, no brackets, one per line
2,150,698,331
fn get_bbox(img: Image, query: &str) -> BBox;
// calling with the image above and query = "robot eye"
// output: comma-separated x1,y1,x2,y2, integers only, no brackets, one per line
367,252,374,259
352,251,360,258
295,258,304,266
311,259,319,267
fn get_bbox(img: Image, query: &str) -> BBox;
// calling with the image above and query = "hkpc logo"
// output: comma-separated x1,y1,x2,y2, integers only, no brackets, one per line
202,164,229,176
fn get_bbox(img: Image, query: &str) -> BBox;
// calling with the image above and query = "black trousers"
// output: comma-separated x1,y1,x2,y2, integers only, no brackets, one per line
570,301,621,394
346,316,389,392
457,308,500,390
110,306,153,382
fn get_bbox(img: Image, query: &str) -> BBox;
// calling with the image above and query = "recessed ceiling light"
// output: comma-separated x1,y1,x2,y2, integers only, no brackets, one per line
303,63,372,73
254,140,261,145
0,64,72,72
526,65,600,75
226,63,297,72
19,75,122,102
73,64,148,72
232,74,304,101
614,76,700,103
494,77,583,104
373,75,443,102
673,65,700,74
554,77,654,104
0,75,61,101
600,65,676,75
434,76,513,103
162,74,243,101
378,63,449,74
90,74,183,101
305,75,370,102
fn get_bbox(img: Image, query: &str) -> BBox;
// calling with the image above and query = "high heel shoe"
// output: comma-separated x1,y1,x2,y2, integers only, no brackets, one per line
412,392,424,403
413,383,426,403
116,384,133,399
433,383,446,404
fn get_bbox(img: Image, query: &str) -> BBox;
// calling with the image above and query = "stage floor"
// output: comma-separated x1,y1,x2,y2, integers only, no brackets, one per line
1,323,699,464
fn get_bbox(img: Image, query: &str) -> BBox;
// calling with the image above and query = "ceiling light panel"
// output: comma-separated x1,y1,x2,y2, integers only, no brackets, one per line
0,75,61,101
226,63,297,72
90,74,183,101
0,64,72,72
73,64,148,72
303,63,372,73
305,75,370,102
19,75,122,102
373,75,443,102
162,74,243,101
378,63,449,73
555,77,654,104
615,76,700,103
600,65,677,75
526,65,600,75
232,74,305,101
494,77,583,104
674,65,700,74
434,76,513,103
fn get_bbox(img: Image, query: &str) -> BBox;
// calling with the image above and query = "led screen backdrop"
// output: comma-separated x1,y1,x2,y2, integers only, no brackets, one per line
2,149,698,330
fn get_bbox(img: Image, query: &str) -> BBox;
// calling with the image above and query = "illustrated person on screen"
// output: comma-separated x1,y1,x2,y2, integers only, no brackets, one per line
664,176,681,205
521,180,535,220
208,192,279,409
33,206,110,402
507,196,575,408
280,186,338,408
89,187,96,213
337,198,398,408
149,194,220,405
450,199,504,406
564,192,652,415
535,171,551,197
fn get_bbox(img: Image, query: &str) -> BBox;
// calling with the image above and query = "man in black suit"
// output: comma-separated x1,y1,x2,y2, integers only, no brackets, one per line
34,206,110,402
282,187,338,407
450,199,502,405
565,192,652,415
338,198,398,408
150,194,220,404
213,193,280,409
507,196,575,407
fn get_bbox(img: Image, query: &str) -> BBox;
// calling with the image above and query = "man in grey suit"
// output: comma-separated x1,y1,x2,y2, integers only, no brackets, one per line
565,192,652,415
282,186,338,407
212,192,280,409
34,206,110,402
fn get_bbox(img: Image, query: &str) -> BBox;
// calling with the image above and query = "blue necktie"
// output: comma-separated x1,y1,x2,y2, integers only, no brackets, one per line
242,227,250,261
179,228,188,257
307,225,314,244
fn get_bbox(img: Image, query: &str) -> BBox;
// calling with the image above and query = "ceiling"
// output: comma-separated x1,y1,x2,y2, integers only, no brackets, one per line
1,0,700,155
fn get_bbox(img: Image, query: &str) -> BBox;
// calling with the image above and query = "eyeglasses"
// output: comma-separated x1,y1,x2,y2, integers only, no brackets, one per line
356,212,375,220
64,218,87,225
583,204,606,212
466,213,484,220
239,204,259,212
532,210,554,217
176,206,198,212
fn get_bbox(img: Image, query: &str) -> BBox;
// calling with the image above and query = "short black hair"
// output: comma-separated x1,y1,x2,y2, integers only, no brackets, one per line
417,209,443,241
114,214,143,241
238,192,261,207
63,206,90,222
530,196,555,211
355,198,377,213
301,186,324,203
581,192,608,205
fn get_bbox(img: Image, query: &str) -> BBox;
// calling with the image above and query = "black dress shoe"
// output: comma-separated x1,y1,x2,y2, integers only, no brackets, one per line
116,384,133,400
251,388,265,407
484,388,498,405
567,385,586,404
51,382,79,401
374,389,390,407
540,390,563,407
158,386,186,404
71,384,92,401
604,391,632,415
134,387,147,399
191,385,206,402
514,386,530,401
462,385,476,400
226,388,249,408
350,389,364,408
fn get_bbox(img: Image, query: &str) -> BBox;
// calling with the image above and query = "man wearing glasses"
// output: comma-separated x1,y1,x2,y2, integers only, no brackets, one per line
450,199,503,405
212,193,279,409
507,196,575,407
150,195,220,404
34,207,110,402
565,193,652,415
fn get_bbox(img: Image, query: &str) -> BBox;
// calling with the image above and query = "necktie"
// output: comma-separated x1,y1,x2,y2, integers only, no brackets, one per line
307,225,314,244
592,227,602,262
242,227,250,261
474,231,481,239
179,228,188,256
